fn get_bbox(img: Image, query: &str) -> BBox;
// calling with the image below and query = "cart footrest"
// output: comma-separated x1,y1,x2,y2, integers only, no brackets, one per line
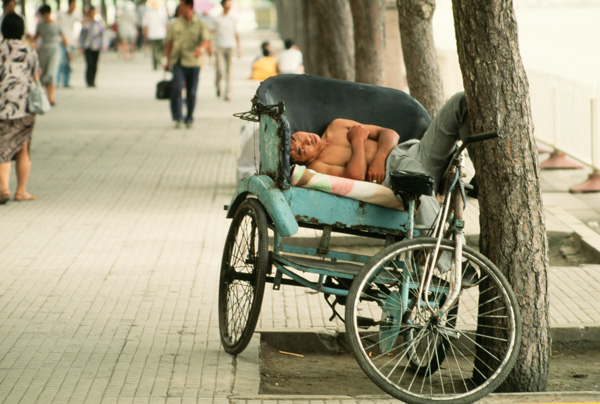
275,253,363,278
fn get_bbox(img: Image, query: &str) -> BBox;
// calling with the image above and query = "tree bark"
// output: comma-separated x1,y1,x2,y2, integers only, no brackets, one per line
349,0,386,86
397,0,444,116
452,0,550,392
307,0,355,81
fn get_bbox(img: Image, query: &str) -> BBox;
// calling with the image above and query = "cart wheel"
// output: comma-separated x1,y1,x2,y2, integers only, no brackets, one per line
346,237,521,404
219,198,269,355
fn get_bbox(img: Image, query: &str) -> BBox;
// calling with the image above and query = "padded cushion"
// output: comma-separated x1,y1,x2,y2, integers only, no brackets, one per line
255,74,431,143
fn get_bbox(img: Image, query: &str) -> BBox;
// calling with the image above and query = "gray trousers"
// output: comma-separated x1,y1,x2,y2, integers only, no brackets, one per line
382,92,470,229
215,47,233,98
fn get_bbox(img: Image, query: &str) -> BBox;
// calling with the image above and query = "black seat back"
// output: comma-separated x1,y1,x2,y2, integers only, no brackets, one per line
255,74,431,143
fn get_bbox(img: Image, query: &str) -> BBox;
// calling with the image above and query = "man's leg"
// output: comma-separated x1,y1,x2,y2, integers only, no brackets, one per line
224,47,233,100
215,47,224,97
170,64,185,124
184,66,200,125
64,45,73,87
56,43,67,86
411,92,470,187
84,49,93,86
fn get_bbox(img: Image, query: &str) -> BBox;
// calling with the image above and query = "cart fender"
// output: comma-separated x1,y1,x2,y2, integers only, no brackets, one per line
227,175,298,237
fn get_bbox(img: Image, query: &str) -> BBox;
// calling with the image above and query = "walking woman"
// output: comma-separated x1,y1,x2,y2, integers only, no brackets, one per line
0,13,38,203
79,6,105,87
35,4,70,105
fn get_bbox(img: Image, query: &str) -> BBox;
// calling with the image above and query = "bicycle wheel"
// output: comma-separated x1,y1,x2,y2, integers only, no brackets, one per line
346,237,521,404
218,198,269,355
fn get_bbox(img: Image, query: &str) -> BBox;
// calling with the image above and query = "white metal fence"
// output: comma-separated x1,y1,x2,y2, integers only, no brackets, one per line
529,71,600,171
438,50,600,173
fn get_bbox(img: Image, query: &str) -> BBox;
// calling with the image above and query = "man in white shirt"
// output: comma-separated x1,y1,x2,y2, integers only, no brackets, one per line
211,0,240,101
57,0,79,87
142,0,168,70
277,39,303,75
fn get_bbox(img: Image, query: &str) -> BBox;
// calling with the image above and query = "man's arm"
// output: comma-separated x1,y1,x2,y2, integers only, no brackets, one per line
328,119,399,183
362,124,399,184
308,124,370,181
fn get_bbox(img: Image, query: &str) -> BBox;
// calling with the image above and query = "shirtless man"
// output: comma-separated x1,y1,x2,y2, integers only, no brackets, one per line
290,120,399,184
290,92,470,191
289,92,471,225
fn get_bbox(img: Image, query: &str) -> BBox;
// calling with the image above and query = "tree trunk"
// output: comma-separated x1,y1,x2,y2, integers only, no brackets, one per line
307,0,355,81
452,0,550,392
397,0,444,116
349,0,386,86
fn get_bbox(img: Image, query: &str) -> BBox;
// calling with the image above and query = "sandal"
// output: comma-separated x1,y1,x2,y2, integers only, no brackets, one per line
14,193,36,201
0,193,10,205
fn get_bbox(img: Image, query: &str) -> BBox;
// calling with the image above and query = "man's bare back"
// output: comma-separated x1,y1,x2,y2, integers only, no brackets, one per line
290,119,400,184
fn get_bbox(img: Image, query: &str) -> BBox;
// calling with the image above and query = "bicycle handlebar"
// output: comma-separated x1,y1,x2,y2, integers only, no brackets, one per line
463,131,499,145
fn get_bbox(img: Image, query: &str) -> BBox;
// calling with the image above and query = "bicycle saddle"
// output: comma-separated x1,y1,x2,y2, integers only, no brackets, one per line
390,170,435,197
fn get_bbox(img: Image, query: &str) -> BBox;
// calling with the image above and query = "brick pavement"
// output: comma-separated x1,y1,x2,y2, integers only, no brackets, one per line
0,29,599,404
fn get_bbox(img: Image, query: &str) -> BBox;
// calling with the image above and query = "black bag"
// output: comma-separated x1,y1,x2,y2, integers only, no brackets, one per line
156,74,172,100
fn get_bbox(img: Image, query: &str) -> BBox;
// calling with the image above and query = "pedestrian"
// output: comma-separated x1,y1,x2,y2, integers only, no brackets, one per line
0,13,38,203
56,0,79,88
0,0,30,41
35,4,71,105
212,0,240,101
116,1,137,60
142,0,168,70
164,0,209,129
79,6,105,88
250,48,277,81
277,39,303,75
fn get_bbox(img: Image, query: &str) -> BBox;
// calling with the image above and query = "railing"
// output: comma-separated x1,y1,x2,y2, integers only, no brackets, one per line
438,49,600,192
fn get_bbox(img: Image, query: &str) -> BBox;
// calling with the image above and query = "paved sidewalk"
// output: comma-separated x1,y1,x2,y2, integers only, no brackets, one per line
0,29,599,404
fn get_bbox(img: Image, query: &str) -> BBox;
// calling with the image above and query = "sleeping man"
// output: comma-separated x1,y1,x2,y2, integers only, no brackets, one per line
289,92,472,227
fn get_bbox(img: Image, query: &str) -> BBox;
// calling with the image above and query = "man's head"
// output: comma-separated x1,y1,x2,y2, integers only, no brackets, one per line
68,0,76,13
2,0,16,12
88,6,96,18
221,0,231,12
260,41,270,53
290,131,322,164
38,4,51,16
284,39,293,50
179,0,194,19
1,11,24,39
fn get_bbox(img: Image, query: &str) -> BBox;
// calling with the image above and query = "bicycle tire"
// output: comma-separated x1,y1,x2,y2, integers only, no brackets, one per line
218,198,269,355
346,237,521,404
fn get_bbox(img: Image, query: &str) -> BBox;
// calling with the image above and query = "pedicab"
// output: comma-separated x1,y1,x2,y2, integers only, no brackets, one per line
219,74,521,404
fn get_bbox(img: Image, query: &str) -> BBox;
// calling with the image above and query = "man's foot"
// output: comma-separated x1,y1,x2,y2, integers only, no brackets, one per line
174,120,183,129
225,95,231,101
216,89,221,97
0,193,10,205
14,193,36,202
185,122,193,129
461,263,479,289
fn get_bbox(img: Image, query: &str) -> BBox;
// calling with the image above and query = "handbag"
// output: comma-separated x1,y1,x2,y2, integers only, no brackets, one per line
156,72,172,100
28,80,51,115
26,47,51,115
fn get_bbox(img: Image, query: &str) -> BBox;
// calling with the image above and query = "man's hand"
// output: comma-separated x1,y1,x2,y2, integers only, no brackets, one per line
367,157,386,184
347,125,369,144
